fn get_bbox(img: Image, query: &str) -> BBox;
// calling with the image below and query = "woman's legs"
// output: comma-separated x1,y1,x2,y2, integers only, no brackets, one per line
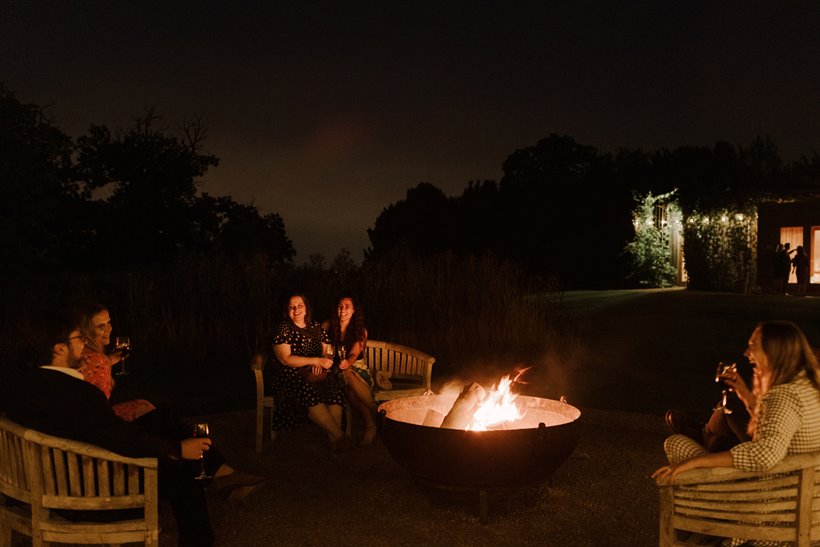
346,374,377,444
307,403,345,442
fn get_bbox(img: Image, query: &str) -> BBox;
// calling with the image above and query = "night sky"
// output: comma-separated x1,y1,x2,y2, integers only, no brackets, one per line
2,2,818,262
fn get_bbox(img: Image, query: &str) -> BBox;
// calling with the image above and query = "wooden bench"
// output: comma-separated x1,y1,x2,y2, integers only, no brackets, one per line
657,450,820,546
0,414,159,546
252,339,435,453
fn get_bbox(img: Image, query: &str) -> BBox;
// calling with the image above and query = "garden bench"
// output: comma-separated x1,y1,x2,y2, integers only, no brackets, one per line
0,414,159,546
657,450,820,546
252,339,435,453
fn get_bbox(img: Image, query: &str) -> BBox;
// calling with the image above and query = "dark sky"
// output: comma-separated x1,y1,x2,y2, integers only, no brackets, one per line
2,1,818,262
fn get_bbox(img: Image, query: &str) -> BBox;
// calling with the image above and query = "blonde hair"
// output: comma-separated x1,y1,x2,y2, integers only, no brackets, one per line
748,320,820,436
77,301,108,354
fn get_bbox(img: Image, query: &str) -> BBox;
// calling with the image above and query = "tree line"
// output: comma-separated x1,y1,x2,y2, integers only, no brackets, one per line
1,84,293,273
366,135,820,289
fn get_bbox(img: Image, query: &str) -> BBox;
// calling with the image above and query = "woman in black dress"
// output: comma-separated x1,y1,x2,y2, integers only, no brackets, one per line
271,293,350,452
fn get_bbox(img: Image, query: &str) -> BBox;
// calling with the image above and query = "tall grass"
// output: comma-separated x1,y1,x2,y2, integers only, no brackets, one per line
0,251,562,411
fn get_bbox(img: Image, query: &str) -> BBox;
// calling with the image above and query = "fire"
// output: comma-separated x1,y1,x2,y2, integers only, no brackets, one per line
467,375,524,431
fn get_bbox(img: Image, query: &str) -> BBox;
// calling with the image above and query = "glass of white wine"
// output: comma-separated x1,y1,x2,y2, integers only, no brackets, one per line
713,362,737,414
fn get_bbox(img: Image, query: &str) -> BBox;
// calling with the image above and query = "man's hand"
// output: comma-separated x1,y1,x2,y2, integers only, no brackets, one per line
181,437,211,460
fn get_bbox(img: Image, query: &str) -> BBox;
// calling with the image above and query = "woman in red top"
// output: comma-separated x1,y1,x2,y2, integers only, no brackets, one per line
77,302,155,421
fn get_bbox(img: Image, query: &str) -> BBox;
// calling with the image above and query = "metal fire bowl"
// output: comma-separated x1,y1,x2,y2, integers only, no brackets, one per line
378,394,581,489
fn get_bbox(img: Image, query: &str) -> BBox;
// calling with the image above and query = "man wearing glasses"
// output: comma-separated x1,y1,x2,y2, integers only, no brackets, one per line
0,306,216,546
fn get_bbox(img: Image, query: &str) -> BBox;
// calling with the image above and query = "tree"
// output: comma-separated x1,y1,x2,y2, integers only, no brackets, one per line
366,182,452,259
0,83,80,271
74,112,221,267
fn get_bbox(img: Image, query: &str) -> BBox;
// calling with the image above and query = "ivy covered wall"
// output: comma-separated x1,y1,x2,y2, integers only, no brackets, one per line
682,206,758,292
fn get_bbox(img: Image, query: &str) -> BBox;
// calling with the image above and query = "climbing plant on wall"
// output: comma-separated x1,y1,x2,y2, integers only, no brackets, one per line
624,191,679,287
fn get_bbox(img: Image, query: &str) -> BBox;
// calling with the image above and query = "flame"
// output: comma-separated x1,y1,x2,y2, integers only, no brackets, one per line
467,375,524,431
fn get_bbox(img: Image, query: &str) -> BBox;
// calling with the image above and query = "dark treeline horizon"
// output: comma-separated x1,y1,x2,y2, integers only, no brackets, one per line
368,135,820,289
3,82,820,288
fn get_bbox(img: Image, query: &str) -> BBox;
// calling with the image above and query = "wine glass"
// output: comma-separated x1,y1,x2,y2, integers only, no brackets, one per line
113,336,131,376
713,362,736,414
193,423,211,480
338,346,346,362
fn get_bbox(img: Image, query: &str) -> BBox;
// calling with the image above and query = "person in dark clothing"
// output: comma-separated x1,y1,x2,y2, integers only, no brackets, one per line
0,307,266,546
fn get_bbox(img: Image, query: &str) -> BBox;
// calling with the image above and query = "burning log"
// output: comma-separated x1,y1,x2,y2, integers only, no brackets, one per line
441,383,486,430
422,409,445,427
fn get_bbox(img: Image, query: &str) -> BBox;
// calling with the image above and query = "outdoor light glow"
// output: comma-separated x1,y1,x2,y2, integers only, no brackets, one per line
720,215,728,223
735,213,745,221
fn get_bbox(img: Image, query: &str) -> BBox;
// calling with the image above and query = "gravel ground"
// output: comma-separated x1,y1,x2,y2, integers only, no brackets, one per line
155,407,668,547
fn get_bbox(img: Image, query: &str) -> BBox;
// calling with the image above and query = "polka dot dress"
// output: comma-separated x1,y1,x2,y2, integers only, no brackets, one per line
269,320,345,431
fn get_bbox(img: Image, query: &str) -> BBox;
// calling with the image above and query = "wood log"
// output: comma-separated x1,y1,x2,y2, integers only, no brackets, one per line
440,383,486,429
422,409,445,427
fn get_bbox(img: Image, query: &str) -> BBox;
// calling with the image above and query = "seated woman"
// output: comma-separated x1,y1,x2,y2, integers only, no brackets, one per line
271,293,351,453
77,301,267,500
654,320,820,484
77,301,156,421
323,293,377,445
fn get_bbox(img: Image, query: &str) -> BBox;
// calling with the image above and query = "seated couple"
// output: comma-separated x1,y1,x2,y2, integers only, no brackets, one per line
0,304,267,546
269,292,377,453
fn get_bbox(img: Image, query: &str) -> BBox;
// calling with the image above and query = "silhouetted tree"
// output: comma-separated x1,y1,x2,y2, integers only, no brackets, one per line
74,112,220,268
366,182,453,259
0,83,82,271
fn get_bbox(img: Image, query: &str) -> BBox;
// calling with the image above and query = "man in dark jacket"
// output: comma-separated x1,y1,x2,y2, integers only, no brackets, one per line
0,307,216,546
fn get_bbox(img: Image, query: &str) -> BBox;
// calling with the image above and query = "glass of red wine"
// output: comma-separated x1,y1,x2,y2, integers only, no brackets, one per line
193,423,211,480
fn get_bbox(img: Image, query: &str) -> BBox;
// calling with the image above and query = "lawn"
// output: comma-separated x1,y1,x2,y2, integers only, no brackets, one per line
522,289,820,418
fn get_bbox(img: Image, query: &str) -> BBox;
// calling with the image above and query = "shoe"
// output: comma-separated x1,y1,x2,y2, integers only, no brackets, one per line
212,470,269,500
665,409,704,444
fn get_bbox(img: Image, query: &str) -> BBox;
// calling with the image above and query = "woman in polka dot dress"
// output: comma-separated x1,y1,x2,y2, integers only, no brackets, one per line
271,293,351,453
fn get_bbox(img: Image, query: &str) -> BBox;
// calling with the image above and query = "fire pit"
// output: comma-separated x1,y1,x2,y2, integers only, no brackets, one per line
378,393,580,491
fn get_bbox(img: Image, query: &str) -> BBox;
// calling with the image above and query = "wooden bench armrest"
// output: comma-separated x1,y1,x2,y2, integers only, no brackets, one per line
660,451,820,486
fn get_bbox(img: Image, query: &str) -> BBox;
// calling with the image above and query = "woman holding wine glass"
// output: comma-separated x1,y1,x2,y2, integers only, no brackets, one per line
654,321,820,485
77,301,156,422
271,293,351,453
323,293,377,445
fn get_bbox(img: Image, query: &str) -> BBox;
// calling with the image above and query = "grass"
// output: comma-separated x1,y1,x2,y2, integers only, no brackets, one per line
521,289,820,417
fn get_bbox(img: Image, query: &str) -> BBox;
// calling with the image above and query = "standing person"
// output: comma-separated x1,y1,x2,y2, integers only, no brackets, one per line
792,245,810,296
654,320,820,485
778,243,795,294
77,301,156,421
271,293,351,453
324,294,377,445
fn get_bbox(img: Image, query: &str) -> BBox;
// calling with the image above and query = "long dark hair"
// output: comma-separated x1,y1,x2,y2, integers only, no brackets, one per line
328,293,367,353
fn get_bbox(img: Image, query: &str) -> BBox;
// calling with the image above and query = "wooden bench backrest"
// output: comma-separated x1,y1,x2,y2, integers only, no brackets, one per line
366,340,435,388
659,451,820,546
0,415,159,545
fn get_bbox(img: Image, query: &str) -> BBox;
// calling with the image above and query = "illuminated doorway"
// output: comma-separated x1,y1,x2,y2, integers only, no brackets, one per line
780,227,802,283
